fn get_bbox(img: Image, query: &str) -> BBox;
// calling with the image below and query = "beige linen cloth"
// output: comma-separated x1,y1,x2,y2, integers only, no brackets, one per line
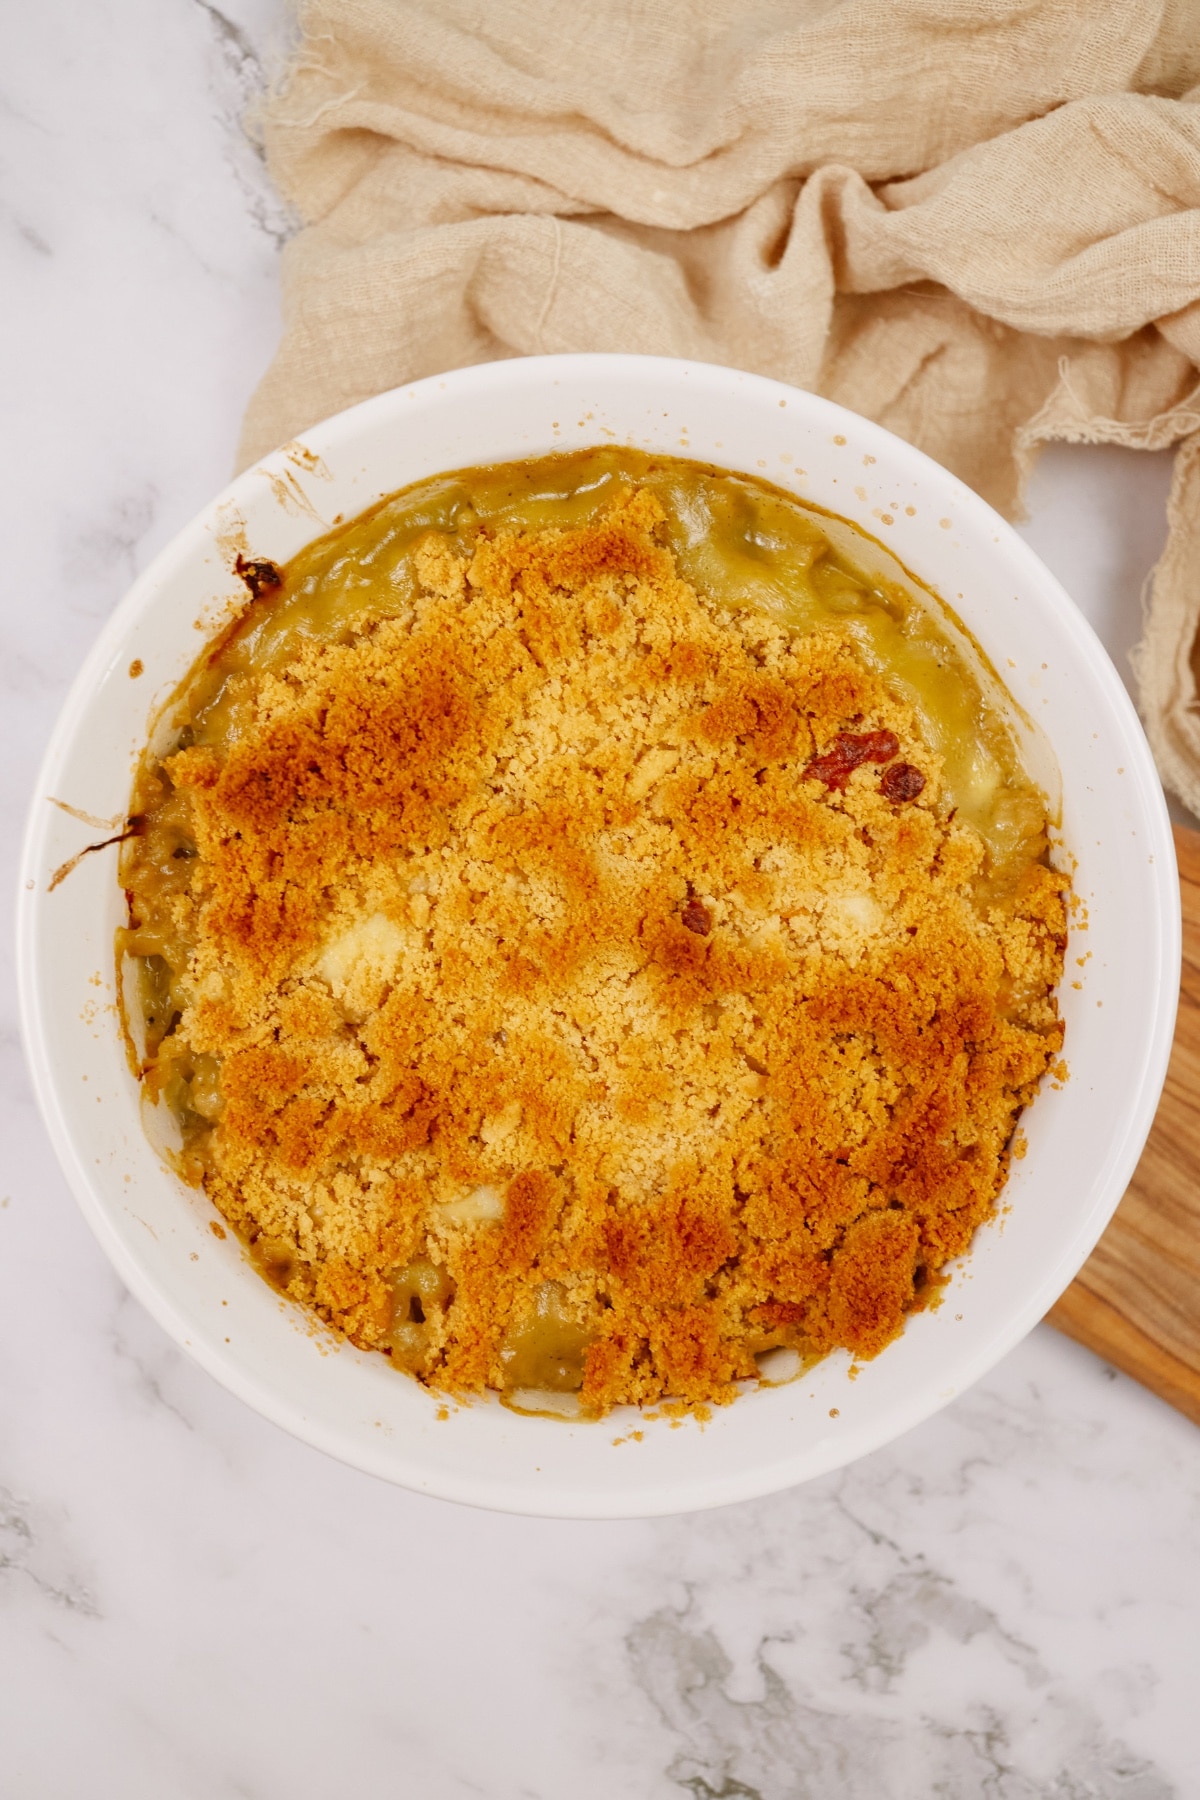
241,0,1200,814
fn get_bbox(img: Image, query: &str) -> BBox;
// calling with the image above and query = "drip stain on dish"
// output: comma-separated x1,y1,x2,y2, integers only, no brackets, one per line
115,448,1067,1419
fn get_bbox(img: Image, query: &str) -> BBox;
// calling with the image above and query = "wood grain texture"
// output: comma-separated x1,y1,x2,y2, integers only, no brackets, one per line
1047,824,1200,1425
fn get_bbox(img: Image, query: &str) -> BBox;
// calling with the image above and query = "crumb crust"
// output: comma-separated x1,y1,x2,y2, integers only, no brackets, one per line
149,487,1065,1413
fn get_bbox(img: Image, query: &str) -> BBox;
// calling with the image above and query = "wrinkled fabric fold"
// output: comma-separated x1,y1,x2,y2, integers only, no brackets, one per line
240,0,1200,814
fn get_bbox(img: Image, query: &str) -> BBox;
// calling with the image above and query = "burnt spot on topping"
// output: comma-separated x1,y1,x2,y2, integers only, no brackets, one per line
802,729,899,792
681,896,712,935
234,553,284,601
880,762,926,803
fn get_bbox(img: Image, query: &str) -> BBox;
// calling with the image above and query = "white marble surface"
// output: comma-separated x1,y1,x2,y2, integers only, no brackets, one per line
3,5,1199,1796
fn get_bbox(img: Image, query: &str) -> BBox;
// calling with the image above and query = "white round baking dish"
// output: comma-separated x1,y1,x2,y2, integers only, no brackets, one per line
17,354,1179,1517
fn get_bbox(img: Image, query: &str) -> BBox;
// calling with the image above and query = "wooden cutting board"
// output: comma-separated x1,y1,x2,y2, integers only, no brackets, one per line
1047,823,1200,1424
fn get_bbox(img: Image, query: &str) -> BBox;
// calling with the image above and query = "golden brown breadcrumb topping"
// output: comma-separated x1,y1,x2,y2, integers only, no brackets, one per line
125,482,1066,1414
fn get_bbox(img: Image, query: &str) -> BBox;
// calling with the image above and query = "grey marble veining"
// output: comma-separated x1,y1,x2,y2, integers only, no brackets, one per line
621,1353,1196,1797
2,4,1197,1796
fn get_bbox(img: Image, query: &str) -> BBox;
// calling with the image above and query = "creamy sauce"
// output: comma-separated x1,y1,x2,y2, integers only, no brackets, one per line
118,449,1060,1398
180,450,1047,885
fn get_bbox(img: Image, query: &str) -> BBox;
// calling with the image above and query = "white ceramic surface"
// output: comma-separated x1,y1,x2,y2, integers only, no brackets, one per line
16,354,1180,1518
